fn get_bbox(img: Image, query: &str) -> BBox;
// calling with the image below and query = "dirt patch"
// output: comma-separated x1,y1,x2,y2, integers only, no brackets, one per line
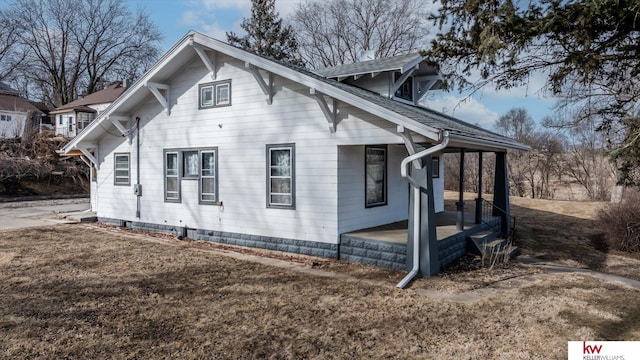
2,225,639,359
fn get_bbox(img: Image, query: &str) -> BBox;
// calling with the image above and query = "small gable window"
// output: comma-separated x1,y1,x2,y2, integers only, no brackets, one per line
394,72,414,102
199,80,231,109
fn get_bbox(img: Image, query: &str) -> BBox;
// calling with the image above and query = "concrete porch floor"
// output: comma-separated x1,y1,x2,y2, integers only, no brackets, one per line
342,211,480,244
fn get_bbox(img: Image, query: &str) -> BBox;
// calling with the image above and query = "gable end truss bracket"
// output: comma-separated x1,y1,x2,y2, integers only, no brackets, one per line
145,81,170,115
245,62,273,104
108,115,131,136
190,41,217,80
77,143,99,170
310,88,338,133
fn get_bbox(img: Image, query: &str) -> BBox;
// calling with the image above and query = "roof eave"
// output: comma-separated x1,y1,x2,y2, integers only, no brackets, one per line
61,32,196,154
192,33,441,141
448,133,532,152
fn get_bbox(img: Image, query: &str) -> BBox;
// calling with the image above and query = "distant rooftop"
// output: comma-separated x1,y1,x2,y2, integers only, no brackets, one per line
51,82,126,113
0,82,20,96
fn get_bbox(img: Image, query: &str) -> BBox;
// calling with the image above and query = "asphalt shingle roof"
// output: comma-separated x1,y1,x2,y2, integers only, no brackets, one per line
314,53,424,78
52,82,126,113
279,60,523,149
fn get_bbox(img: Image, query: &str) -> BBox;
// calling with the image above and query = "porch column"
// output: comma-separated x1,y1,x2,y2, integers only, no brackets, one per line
406,155,439,277
475,151,483,224
456,149,465,230
493,152,511,235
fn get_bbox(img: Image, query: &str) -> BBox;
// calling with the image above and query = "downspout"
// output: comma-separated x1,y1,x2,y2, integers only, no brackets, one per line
396,131,449,289
135,117,141,218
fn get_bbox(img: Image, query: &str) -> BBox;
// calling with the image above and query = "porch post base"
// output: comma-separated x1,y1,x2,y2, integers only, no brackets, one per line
475,198,482,224
455,201,465,230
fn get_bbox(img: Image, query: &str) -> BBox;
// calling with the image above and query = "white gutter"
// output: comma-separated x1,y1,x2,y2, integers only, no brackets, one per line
396,131,450,289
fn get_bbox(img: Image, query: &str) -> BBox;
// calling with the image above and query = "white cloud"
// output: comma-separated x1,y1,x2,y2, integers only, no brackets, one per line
424,93,499,129
181,0,305,39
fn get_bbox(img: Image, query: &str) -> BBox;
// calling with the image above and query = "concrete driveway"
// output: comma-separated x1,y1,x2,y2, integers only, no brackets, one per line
0,198,93,231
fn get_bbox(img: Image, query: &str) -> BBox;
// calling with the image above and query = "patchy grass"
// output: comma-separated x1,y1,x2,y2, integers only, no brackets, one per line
1,224,639,359
441,191,640,281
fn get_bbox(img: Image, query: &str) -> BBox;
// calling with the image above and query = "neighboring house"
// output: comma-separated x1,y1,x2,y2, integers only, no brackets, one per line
51,82,126,138
60,32,529,283
0,82,44,138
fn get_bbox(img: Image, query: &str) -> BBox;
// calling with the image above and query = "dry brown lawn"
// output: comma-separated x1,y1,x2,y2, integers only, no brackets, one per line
1,218,640,359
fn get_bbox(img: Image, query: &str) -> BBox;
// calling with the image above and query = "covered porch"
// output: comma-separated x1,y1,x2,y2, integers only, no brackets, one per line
341,209,485,244
339,203,502,270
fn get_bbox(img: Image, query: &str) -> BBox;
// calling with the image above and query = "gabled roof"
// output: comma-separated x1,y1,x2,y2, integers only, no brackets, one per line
51,82,126,114
61,31,529,155
0,94,42,114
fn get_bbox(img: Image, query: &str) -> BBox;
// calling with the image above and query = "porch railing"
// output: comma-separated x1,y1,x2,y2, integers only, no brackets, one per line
478,198,516,243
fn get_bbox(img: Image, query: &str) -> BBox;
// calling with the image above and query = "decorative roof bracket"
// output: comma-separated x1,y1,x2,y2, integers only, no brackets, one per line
397,125,423,169
415,75,442,104
191,43,217,80
77,143,98,169
245,62,273,104
310,88,338,133
145,81,170,115
109,115,131,136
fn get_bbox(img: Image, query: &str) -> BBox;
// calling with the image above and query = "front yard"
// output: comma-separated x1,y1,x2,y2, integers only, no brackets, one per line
1,218,639,358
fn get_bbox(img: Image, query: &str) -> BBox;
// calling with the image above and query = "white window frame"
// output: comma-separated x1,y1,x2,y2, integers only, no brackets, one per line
77,112,95,131
199,80,231,109
114,153,130,186
266,144,295,209
365,145,387,207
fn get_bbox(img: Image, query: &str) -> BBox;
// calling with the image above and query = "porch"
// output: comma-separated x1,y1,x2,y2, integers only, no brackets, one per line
339,207,502,270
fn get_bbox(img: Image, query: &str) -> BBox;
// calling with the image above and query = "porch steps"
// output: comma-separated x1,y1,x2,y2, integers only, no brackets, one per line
467,230,519,260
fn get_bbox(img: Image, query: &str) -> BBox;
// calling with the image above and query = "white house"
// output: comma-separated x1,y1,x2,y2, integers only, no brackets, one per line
0,82,44,138
60,32,528,284
51,82,126,138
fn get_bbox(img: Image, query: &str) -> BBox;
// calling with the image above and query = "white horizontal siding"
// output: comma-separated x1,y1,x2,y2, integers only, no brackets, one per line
94,56,428,245
337,144,409,234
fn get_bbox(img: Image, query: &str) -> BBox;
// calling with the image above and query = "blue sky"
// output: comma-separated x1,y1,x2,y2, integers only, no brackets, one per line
129,0,556,129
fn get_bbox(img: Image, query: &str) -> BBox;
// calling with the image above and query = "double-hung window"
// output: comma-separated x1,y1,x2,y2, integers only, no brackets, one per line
267,144,295,209
114,153,130,186
200,150,218,204
164,148,219,204
365,145,387,207
199,80,231,109
165,151,180,201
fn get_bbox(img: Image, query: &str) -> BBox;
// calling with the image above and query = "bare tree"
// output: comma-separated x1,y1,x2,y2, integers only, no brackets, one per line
552,116,617,201
5,0,162,107
289,0,429,68
0,9,25,82
494,108,565,199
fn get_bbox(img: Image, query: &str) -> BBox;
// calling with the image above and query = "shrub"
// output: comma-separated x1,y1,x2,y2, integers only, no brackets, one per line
597,190,640,253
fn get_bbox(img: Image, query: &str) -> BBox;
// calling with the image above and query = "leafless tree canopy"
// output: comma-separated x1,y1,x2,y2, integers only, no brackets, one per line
0,9,25,82
3,0,162,107
289,0,430,69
